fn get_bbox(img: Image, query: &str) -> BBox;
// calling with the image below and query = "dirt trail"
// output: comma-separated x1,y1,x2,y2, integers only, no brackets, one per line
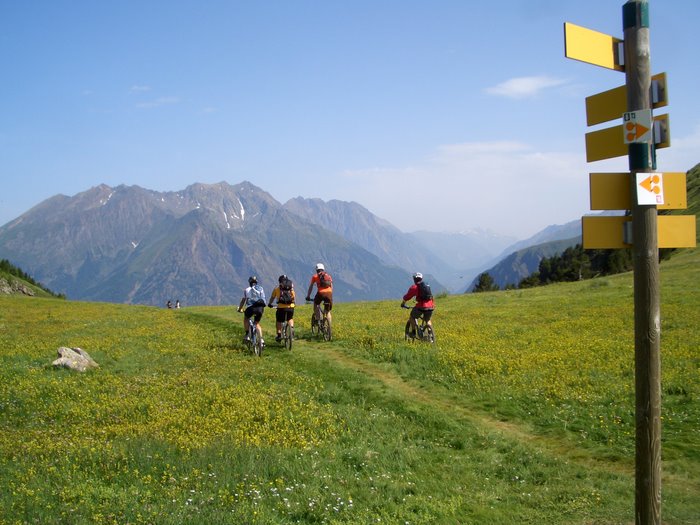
314,344,699,493
293,339,698,495
313,344,635,477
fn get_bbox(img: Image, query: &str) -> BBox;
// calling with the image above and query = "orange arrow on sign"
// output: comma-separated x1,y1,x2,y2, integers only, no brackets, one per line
625,121,650,141
639,174,661,194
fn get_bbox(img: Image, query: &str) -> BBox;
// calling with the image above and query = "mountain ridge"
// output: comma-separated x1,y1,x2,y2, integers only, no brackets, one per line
0,182,416,305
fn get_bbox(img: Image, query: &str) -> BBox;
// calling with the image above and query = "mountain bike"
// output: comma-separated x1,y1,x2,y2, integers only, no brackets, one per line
308,299,332,341
401,305,435,344
240,311,264,356
282,316,294,350
271,306,294,351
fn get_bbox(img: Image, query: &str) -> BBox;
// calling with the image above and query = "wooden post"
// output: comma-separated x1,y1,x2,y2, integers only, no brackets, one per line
623,1,662,524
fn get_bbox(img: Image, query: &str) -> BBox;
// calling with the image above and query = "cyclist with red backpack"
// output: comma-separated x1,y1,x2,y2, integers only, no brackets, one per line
305,263,333,327
401,272,434,337
268,274,296,342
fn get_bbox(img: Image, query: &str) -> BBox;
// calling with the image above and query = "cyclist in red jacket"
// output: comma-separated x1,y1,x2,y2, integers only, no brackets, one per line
305,262,333,327
401,272,434,337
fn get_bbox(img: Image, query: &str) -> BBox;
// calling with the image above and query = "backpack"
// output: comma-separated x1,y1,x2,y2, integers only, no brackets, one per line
248,284,266,306
417,281,433,302
278,278,293,304
319,271,333,288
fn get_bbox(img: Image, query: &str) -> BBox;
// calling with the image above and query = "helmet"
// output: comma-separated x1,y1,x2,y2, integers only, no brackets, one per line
315,263,325,272
248,276,258,285
412,272,423,283
278,274,287,283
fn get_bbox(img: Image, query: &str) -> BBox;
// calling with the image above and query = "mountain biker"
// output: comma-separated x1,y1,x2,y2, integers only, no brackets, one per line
401,272,434,337
268,274,296,342
305,263,333,327
237,275,266,346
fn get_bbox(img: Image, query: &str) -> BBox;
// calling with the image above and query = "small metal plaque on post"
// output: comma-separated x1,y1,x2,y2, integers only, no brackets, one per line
623,221,634,245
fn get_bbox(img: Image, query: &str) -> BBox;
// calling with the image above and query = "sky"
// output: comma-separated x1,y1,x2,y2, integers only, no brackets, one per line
1,1,699,239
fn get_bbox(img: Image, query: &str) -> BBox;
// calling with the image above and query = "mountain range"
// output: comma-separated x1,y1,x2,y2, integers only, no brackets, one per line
0,181,582,305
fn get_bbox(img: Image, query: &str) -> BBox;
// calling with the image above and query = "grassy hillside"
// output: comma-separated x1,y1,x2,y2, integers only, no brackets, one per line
0,271,56,298
0,248,698,524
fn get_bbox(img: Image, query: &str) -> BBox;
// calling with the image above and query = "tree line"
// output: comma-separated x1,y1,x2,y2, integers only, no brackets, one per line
473,245,637,292
0,259,65,298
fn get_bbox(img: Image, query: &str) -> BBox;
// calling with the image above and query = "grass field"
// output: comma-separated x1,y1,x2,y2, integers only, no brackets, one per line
0,249,698,524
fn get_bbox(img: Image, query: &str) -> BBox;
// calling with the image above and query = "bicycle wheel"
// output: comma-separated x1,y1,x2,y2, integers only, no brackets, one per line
284,323,293,351
248,323,260,357
424,325,435,344
245,327,254,353
310,315,319,336
253,328,263,357
405,320,415,341
322,316,332,341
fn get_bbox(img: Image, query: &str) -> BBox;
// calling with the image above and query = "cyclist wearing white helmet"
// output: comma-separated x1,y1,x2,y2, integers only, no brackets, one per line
401,272,434,337
306,262,333,326
237,275,267,346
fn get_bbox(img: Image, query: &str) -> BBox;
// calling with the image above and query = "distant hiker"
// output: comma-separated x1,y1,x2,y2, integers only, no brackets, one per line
268,274,296,342
238,276,266,346
401,272,434,337
175,300,181,309
305,263,333,327
166,300,172,309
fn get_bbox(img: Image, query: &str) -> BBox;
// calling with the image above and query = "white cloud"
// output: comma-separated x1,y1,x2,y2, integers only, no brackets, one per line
136,96,181,109
656,123,700,172
486,75,568,99
337,140,590,239
130,85,151,93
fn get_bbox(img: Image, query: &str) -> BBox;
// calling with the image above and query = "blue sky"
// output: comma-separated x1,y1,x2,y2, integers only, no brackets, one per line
1,1,698,238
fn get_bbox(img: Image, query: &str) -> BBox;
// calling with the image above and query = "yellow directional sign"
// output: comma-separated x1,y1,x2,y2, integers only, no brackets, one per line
582,216,629,249
582,214,696,249
585,125,626,163
658,215,697,248
589,172,688,210
585,73,667,126
639,173,690,209
589,173,629,210
564,22,623,72
585,113,670,162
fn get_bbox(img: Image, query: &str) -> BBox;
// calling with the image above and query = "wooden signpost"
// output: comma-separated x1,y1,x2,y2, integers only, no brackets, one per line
565,2,696,524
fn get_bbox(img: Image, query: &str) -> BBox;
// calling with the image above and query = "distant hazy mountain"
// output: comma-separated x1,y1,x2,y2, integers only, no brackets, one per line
496,219,582,257
284,197,456,290
457,220,584,292
0,182,415,305
283,197,515,292
407,230,517,291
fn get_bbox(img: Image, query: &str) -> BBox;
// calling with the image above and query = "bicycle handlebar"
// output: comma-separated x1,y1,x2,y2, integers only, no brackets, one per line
401,304,411,309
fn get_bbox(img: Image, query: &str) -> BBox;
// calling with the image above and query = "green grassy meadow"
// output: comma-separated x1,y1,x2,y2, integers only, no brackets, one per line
1,249,698,524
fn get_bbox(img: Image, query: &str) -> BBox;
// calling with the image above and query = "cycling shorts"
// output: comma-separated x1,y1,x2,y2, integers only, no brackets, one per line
275,308,294,323
244,305,264,323
314,291,333,310
410,306,433,322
